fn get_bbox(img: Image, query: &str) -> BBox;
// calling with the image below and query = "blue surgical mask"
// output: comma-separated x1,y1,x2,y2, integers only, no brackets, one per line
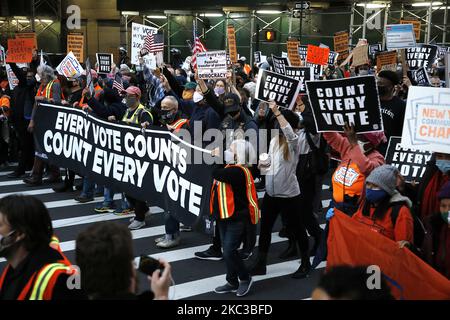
365,188,389,203
436,159,450,173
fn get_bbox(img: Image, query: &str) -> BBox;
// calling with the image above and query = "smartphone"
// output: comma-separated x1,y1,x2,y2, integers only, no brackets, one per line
138,255,164,275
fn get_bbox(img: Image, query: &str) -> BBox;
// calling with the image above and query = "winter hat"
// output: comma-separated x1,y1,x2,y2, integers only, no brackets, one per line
366,165,399,196
438,181,450,200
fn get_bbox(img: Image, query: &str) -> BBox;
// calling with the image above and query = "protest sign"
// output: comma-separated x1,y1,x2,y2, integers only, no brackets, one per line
5,64,19,90
400,19,421,40
385,136,432,183
369,44,382,57
446,53,450,88
405,44,438,70
56,52,84,79
351,44,369,67
85,58,94,96
306,45,330,66
33,103,213,226
67,33,84,62
254,51,261,64
306,76,383,133
15,32,37,49
0,45,5,66
227,25,238,64
376,51,397,72
287,39,302,67
5,38,34,63
196,50,227,80
285,66,313,94
328,51,339,66
306,62,323,78
255,69,301,109
401,86,450,154
298,45,308,62
334,31,350,63
386,24,416,50
414,67,430,86
96,53,113,74
131,22,158,65
271,55,290,75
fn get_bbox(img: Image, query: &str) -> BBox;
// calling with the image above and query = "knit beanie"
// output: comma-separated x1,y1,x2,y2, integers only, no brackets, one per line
438,181,450,200
366,165,399,196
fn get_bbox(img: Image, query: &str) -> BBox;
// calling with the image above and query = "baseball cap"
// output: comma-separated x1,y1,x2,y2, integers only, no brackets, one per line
223,93,241,114
184,82,197,90
123,86,141,97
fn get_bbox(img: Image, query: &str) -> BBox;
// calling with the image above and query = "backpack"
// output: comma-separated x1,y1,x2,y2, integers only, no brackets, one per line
305,133,329,175
390,202,427,255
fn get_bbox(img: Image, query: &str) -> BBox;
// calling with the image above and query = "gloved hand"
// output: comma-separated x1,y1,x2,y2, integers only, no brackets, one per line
326,208,335,220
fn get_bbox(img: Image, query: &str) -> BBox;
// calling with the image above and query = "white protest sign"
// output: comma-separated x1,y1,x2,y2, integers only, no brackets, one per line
131,22,158,65
5,64,19,90
56,52,84,79
0,45,5,66
386,24,416,51
197,50,228,80
401,86,450,154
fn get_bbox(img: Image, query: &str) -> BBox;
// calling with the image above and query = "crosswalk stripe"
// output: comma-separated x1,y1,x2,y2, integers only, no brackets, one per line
0,188,56,198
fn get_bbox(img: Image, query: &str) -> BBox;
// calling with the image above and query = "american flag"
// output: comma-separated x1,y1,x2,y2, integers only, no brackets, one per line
191,27,206,71
143,32,164,54
112,73,124,93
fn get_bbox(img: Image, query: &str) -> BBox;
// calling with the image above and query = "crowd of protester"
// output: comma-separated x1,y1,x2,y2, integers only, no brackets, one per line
0,43,449,300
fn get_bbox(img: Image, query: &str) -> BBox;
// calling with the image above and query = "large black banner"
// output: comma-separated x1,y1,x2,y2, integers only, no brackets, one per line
385,136,432,183
285,66,313,94
255,69,301,109
406,44,438,69
306,76,383,133
34,103,213,227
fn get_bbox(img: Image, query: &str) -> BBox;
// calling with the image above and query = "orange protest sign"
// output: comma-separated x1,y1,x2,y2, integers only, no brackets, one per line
67,33,85,62
287,39,301,67
376,51,398,72
328,210,450,300
227,25,238,64
334,31,349,63
400,19,421,40
15,32,37,49
306,45,330,66
5,38,34,63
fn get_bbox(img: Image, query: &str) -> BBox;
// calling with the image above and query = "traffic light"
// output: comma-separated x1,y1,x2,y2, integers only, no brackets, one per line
263,29,276,42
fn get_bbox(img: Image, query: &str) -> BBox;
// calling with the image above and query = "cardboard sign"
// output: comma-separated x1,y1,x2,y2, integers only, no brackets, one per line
405,44,438,70
287,39,302,67
285,66,313,94
67,33,84,62
227,25,238,64
369,44,382,57
5,38,34,63
131,22,158,65
298,45,308,62
15,32,37,49
306,45,330,66
5,64,19,90
401,86,450,154
196,50,227,79
414,67,430,86
351,44,369,67
255,69,301,109
334,31,350,63
306,76,383,133
386,24,416,50
385,136,432,183
271,55,290,75
400,19,421,40
328,51,339,65
56,51,84,79
376,51,397,71
96,53,113,74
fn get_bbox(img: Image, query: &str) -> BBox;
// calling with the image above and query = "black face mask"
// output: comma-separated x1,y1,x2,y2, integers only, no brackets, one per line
159,110,177,125
377,85,392,97
0,230,19,258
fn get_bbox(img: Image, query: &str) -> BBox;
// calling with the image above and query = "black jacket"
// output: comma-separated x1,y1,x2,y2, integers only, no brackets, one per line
9,63,36,123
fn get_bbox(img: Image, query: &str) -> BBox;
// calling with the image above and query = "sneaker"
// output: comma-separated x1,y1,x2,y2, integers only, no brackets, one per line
114,208,135,216
128,220,146,230
23,176,42,186
154,236,165,244
236,278,253,297
180,223,192,232
238,250,253,261
74,195,94,203
156,237,180,249
214,282,238,294
94,204,116,213
194,246,223,261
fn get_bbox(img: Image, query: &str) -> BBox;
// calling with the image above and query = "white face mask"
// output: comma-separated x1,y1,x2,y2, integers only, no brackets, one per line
224,150,235,164
214,87,225,96
193,91,204,103
359,69,369,76
35,73,41,82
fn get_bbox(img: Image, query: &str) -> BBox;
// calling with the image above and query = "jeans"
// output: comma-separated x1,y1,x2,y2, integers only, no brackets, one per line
217,218,250,286
211,218,256,254
103,188,115,207
164,212,180,238
81,178,95,198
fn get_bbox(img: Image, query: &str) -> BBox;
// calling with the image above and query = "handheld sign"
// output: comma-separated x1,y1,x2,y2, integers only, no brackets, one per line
413,67,431,86
196,50,227,80
5,64,19,90
85,58,95,96
285,66,313,94
351,44,369,67
405,44,438,70
255,69,301,109
328,51,339,66
15,32,37,49
0,45,5,66
56,52,84,79
385,136,432,183
386,24,416,51
400,19,421,40
369,44,382,57
227,25,238,64
401,86,450,154
67,33,84,62
96,53,114,74
271,55,290,75
334,31,350,63
5,38,34,63
306,76,383,133
254,51,262,64
306,45,330,66
131,22,158,65
287,39,302,67
376,51,398,72
306,62,323,78
298,45,308,62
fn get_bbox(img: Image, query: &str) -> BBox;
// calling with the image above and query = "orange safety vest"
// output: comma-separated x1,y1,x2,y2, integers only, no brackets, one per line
210,165,260,224
171,118,189,132
36,80,65,101
332,160,365,203
0,236,75,300
94,84,103,100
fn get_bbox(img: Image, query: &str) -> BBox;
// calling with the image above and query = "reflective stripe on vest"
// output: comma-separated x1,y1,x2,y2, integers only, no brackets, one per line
210,165,260,224
122,104,153,124
37,80,55,99
29,263,71,300
171,119,189,132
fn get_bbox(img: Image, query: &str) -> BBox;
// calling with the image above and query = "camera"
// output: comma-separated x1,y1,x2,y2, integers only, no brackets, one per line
138,255,164,276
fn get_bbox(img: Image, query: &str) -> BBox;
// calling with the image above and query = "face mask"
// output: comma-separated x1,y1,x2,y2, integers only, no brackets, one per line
377,85,392,97
359,69,369,76
193,91,204,103
214,87,225,96
224,150,235,164
126,96,138,108
160,111,177,125
0,230,17,258
441,211,450,224
26,79,35,86
365,188,389,204
436,159,450,173
35,74,41,82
